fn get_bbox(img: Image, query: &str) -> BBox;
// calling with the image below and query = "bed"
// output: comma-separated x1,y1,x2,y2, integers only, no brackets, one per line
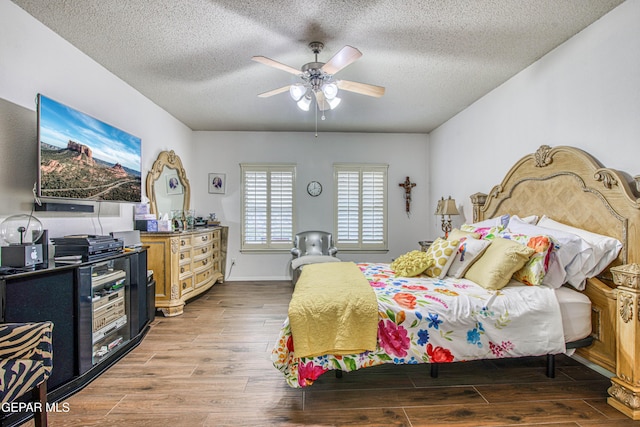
271,145,640,420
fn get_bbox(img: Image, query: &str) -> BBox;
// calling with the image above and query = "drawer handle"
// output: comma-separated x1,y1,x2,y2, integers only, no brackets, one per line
203,259,208,265
202,236,208,241
180,253,185,260
180,267,185,273
202,247,208,254
181,240,186,246
182,282,187,289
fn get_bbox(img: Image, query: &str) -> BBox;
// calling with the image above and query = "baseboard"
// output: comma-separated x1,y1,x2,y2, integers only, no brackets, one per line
224,276,291,282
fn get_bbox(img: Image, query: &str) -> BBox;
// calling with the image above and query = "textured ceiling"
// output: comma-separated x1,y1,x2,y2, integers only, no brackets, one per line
12,0,624,133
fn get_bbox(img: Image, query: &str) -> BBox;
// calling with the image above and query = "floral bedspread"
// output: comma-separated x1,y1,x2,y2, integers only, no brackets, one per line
272,262,565,388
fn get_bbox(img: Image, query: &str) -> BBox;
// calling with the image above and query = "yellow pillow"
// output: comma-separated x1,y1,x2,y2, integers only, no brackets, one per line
391,250,434,277
424,238,460,279
464,237,535,290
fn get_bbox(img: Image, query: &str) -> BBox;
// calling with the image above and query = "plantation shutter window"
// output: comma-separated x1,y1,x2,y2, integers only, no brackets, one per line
241,164,295,251
334,164,388,250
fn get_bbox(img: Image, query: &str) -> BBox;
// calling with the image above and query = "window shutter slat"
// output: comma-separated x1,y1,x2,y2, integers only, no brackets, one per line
334,165,387,250
242,165,295,249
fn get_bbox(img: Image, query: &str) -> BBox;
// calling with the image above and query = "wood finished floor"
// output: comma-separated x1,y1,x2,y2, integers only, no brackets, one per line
24,280,640,426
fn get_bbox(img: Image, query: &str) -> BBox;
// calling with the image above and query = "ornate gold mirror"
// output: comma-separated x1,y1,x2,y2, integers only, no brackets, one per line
146,150,190,217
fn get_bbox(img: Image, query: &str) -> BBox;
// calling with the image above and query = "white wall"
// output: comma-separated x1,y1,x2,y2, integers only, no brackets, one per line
191,131,431,280
0,0,192,237
429,0,640,236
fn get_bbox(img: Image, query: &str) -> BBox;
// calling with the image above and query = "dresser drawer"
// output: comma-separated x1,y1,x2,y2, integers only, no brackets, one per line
193,232,213,246
179,262,192,275
179,249,192,264
194,267,214,288
193,255,212,270
180,275,194,295
179,235,193,249
193,244,212,259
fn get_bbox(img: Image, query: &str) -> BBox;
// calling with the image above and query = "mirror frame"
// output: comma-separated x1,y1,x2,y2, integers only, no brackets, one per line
146,150,190,216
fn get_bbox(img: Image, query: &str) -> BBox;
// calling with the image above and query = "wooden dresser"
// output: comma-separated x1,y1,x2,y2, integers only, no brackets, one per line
141,226,228,316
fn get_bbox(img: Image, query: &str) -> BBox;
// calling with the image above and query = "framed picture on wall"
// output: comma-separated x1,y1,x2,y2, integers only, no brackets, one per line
209,173,226,194
166,175,183,195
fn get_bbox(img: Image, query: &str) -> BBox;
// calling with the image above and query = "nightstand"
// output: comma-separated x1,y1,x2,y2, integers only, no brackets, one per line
418,240,434,252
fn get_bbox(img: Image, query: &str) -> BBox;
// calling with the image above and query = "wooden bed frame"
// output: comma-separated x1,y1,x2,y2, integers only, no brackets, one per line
470,145,640,419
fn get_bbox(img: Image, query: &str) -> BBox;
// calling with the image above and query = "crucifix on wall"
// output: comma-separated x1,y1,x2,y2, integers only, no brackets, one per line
399,176,416,216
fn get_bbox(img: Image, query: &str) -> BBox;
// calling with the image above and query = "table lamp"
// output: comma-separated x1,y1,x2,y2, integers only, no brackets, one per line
435,196,459,238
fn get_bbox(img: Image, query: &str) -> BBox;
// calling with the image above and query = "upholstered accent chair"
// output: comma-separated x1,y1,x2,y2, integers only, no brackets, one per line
290,231,340,284
0,322,54,427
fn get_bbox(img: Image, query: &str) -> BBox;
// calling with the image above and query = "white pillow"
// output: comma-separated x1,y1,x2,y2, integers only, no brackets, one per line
471,214,537,229
507,216,595,290
447,238,492,279
520,215,539,224
537,216,622,277
471,214,509,229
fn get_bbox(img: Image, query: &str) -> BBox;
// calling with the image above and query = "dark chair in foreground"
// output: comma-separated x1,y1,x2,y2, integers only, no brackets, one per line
0,322,54,427
290,231,340,284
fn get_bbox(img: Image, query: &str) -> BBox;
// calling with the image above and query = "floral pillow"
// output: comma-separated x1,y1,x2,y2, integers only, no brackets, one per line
460,223,503,240
390,250,434,277
496,231,554,286
424,238,460,279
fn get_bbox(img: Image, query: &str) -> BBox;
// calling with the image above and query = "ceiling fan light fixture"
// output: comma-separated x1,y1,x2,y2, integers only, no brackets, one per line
289,84,306,101
327,97,341,110
297,95,311,111
321,82,338,100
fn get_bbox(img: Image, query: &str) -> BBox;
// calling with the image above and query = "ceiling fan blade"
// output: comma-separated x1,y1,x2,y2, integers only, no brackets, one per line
252,56,301,76
337,80,385,98
321,46,362,75
258,85,291,98
314,91,331,111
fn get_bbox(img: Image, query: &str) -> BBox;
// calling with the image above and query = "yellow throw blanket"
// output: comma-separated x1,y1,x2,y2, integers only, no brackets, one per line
288,262,378,358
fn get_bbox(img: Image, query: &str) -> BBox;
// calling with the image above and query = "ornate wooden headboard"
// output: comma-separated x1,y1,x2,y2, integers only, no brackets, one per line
470,145,640,420
471,145,640,275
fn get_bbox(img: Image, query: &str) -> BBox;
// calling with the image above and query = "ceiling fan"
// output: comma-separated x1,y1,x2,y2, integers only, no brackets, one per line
252,42,385,113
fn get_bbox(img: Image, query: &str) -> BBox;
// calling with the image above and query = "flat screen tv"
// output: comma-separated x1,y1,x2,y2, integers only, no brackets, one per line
37,94,142,203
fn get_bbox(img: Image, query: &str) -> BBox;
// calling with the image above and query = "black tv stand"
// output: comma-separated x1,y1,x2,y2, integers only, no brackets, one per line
0,249,151,427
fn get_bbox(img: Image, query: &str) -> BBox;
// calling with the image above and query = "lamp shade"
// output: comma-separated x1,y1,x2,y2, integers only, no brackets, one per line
327,97,341,110
434,198,444,215
297,96,311,111
321,82,338,100
441,197,459,216
289,84,306,101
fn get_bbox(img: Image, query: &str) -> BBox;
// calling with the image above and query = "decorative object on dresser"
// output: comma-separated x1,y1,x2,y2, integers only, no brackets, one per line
141,227,228,317
435,196,459,238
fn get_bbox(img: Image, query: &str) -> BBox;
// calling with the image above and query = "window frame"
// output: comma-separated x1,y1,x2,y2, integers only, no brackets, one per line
333,163,388,251
240,163,296,252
